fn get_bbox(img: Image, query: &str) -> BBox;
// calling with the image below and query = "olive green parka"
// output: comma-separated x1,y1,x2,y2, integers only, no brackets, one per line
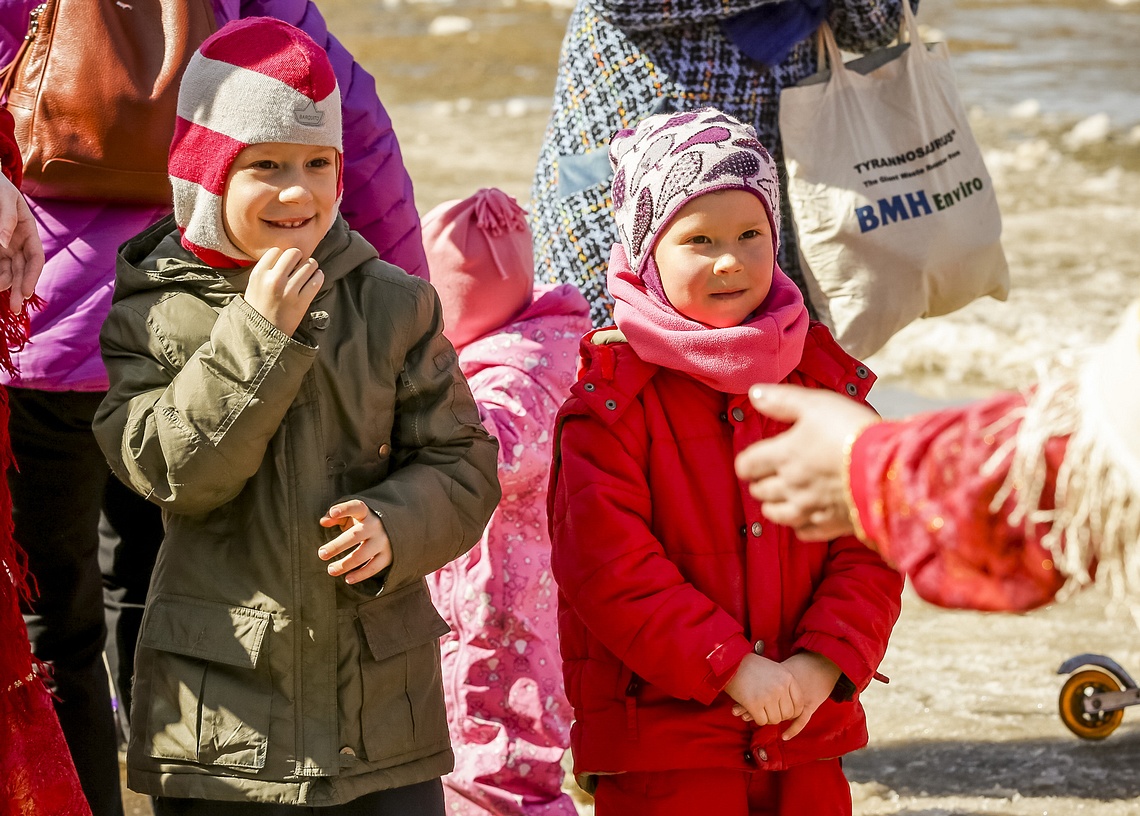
93,215,501,805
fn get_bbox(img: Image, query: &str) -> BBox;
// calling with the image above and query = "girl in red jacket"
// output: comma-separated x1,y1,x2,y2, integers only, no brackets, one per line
549,108,904,816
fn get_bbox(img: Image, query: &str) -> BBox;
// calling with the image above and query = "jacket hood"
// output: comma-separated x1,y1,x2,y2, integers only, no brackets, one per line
504,283,590,334
115,214,378,304
457,283,591,385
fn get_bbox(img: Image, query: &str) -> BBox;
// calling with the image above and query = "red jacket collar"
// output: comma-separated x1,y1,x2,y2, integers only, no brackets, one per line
570,328,658,425
795,321,876,402
572,322,875,422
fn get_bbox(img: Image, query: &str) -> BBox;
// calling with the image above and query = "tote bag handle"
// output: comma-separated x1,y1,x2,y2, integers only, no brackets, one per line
815,2,926,81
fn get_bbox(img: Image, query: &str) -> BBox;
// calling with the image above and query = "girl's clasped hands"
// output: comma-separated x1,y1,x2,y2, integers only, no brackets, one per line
724,650,842,740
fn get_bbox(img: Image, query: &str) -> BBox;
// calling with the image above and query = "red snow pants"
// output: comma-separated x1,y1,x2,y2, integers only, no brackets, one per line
592,758,851,816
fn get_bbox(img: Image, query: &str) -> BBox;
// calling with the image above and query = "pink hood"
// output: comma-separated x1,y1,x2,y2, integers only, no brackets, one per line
457,283,590,394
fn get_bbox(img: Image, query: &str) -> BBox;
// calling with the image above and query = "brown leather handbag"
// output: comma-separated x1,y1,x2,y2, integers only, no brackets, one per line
0,0,216,205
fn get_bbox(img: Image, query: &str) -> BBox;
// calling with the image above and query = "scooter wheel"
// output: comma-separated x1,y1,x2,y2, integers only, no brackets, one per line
1059,669,1125,740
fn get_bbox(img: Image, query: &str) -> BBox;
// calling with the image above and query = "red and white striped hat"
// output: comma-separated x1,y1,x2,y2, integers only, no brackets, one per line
169,17,343,267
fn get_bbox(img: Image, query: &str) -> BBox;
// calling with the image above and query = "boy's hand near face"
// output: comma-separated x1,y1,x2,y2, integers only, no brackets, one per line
318,500,393,585
244,246,324,336
724,652,803,728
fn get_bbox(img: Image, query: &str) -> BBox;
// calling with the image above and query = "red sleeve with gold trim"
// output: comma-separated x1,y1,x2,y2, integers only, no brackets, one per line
848,391,1068,611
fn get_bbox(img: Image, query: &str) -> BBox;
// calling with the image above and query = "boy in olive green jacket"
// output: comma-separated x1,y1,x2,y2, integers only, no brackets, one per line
92,19,500,813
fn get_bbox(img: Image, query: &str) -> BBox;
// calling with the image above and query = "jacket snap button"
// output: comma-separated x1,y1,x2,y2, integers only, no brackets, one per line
739,526,747,537
855,366,869,379
755,748,768,762
377,443,391,458
309,310,330,330
731,407,745,422
753,639,765,655
605,399,617,411
340,746,356,756
845,382,858,396
751,522,763,537
583,382,596,392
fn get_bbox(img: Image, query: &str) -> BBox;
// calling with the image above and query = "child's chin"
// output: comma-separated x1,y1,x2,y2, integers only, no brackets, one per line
702,304,763,329
699,314,748,329
251,241,320,261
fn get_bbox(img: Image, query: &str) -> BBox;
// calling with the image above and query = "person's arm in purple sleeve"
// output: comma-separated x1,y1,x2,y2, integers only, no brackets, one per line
0,1,45,63
243,0,428,279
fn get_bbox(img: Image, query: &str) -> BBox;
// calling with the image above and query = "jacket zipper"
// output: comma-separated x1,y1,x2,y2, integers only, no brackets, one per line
446,560,465,736
284,409,307,774
623,668,640,740
0,3,46,101
26,3,45,38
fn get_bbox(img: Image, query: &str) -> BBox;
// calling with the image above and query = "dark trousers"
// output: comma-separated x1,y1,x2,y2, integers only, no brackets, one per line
154,779,446,816
9,388,125,816
99,471,163,725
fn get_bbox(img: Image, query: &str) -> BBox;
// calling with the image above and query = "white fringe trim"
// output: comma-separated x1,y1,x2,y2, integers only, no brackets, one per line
991,359,1140,614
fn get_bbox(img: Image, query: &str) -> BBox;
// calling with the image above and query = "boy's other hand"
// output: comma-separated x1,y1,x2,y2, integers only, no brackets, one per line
725,652,803,727
318,499,393,585
778,651,843,740
244,246,324,336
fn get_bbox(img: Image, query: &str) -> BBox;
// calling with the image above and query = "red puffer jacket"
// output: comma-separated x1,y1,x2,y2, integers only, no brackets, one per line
549,323,903,775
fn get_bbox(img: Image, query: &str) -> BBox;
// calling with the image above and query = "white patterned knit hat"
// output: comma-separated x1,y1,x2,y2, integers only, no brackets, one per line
168,17,343,267
608,107,782,278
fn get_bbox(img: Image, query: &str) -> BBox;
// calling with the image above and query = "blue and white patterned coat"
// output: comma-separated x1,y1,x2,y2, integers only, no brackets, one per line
530,0,917,326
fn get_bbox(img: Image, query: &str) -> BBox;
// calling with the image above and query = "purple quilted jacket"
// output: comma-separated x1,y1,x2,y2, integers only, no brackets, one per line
0,0,426,391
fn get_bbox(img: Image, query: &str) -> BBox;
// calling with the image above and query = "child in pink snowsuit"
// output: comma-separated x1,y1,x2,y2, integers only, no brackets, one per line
423,188,591,816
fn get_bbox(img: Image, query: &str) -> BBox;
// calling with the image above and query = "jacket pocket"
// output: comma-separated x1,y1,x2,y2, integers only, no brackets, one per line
357,581,450,763
137,595,273,771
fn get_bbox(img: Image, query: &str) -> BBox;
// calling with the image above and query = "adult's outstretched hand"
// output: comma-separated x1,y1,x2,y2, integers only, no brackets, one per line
734,384,879,542
0,172,43,312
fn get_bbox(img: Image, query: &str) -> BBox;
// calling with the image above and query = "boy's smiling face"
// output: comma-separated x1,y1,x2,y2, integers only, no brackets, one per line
222,142,339,263
652,189,775,328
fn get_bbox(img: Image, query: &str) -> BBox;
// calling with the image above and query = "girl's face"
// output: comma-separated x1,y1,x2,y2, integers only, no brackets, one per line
222,142,339,262
652,189,775,328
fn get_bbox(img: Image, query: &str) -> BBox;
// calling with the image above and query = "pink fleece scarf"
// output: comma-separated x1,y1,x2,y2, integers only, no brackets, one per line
608,244,809,394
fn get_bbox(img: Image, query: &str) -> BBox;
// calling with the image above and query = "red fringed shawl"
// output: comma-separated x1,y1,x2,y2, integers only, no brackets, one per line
0,294,92,816
0,104,91,816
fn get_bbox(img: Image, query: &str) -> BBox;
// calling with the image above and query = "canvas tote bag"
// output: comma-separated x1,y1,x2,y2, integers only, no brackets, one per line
779,3,1009,358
